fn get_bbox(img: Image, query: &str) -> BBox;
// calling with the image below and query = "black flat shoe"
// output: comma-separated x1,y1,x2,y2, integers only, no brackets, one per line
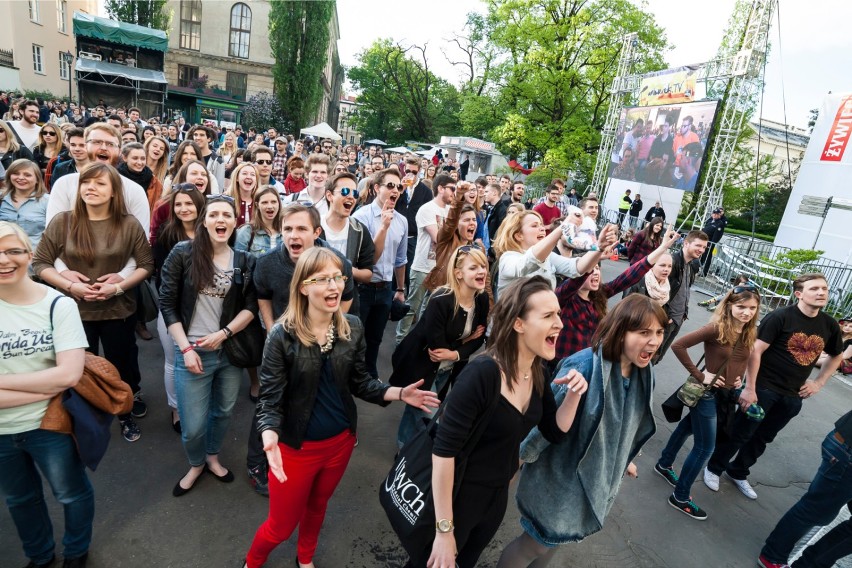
206,467,235,483
173,470,203,497
249,393,259,403
171,414,181,434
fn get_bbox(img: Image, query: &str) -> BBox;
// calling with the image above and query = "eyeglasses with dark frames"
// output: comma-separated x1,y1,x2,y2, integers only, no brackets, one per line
303,274,348,287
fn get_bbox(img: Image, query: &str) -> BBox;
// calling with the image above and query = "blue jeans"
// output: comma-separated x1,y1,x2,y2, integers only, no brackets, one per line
357,284,393,379
659,394,717,501
396,367,452,449
761,431,852,564
0,429,94,563
174,347,242,466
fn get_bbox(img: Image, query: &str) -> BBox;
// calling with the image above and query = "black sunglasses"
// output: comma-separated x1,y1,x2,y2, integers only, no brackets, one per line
732,284,759,294
207,194,235,203
382,182,402,190
255,159,273,165
173,182,198,193
333,187,359,199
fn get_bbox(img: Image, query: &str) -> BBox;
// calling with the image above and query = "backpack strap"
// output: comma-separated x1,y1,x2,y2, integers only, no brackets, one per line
48,294,62,328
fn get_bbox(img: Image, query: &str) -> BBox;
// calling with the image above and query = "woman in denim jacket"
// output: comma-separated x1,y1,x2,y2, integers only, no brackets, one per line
234,186,282,257
497,294,665,567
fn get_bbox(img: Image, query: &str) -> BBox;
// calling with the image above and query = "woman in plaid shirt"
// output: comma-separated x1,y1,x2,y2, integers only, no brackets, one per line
553,226,678,362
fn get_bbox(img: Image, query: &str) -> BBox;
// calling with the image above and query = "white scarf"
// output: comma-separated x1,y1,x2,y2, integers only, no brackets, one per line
644,270,670,305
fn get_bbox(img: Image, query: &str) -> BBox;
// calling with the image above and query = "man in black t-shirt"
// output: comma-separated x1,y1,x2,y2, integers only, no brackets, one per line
706,274,843,500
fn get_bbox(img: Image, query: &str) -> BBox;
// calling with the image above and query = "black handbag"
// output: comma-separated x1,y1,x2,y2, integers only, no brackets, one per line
661,355,706,423
222,251,265,368
380,373,500,560
138,279,159,323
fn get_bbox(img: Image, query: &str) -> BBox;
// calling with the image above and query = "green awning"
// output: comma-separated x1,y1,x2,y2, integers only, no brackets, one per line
196,99,242,110
73,11,168,53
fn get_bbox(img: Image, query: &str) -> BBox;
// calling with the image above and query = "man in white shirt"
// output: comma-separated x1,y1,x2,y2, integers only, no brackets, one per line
395,173,456,343
9,100,41,150
286,153,330,217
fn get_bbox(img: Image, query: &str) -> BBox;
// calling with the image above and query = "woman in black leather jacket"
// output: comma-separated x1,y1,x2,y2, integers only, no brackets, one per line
159,195,259,497
243,247,439,568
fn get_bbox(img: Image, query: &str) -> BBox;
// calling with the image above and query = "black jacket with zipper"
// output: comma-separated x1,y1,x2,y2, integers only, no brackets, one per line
159,240,259,349
255,315,391,449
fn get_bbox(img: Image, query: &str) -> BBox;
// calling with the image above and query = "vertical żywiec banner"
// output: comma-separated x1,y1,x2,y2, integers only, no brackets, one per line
775,92,852,263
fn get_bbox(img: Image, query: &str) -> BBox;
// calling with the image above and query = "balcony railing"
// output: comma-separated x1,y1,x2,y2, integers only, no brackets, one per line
0,48,15,69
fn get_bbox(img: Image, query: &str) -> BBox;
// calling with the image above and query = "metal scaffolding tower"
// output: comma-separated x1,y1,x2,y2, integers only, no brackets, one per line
589,0,776,229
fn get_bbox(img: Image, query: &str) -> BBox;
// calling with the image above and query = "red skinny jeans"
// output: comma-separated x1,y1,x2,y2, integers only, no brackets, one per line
246,430,356,566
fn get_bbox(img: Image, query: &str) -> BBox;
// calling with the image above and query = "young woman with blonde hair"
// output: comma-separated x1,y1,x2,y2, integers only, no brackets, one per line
493,210,614,298
244,247,438,568
654,285,761,520
225,162,260,227
0,159,50,248
0,120,34,170
144,135,170,183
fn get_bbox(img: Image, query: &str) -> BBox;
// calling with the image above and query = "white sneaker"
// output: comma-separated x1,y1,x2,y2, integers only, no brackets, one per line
724,472,757,499
703,468,720,491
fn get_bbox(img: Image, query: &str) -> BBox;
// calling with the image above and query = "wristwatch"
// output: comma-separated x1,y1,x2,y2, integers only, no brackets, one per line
435,518,454,533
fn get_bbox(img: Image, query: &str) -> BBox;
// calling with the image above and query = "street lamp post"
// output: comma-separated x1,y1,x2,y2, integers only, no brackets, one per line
64,50,74,104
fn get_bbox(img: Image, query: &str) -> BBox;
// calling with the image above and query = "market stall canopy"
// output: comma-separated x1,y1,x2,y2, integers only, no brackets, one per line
75,59,167,83
73,11,168,52
363,139,387,146
300,122,342,142
385,146,410,154
415,147,438,157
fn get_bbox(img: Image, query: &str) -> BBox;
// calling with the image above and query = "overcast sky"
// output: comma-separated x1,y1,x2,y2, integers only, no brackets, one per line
337,0,852,129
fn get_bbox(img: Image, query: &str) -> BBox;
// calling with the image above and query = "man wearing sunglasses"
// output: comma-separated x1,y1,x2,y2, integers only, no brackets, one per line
395,174,456,343
250,146,286,195
353,168,409,378
320,172,376,314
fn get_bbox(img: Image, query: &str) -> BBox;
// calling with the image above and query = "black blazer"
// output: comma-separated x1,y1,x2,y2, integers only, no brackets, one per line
486,200,508,242
389,290,489,389
395,180,432,237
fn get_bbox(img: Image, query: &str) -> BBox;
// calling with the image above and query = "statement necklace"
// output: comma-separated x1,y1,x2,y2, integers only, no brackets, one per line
319,321,335,355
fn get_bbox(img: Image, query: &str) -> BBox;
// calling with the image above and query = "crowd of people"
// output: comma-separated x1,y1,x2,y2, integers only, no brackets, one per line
0,104,850,568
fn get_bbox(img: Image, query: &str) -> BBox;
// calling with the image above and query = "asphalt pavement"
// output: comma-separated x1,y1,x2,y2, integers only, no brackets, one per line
3,259,851,568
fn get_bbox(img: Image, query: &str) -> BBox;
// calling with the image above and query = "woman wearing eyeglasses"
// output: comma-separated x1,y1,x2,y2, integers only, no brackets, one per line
392,245,490,448
243,247,439,568
653,285,760,520
150,159,211,246
0,159,50,249
33,163,154,443
0,221,93,568
153,183,205,433
159,194,260,496
225,162,260,227
32,124,64,177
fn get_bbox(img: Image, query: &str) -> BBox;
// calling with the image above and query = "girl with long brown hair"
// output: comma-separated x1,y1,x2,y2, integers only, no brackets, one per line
412,276,588,568
150,159,211,245
33,163,154,443
159,194,259,496
655,284,761,519
144,135,170,182
163,140,202,195
627,215,664,264
244,247,437,568
234,185,282,257
32,123,64,175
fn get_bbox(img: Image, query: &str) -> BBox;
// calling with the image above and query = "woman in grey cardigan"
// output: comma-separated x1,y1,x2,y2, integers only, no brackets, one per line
496,294,666,567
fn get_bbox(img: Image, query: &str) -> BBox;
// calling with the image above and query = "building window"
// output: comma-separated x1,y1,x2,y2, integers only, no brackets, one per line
56,0,67,32
226,71,247,99
59,51,70,80
29,0,40,22
32,44,44,74
178,64,199,88
229,3,251,59
179,0,202,51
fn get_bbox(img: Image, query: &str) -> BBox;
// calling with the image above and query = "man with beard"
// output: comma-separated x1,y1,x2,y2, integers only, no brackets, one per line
353,168,409,378
9,100,41,150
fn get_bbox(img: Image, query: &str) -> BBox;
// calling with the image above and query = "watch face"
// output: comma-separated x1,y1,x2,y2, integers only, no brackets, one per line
437,519,452,532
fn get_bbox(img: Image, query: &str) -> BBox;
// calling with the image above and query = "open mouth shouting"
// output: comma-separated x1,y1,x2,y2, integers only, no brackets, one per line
93,150,112,163
324,290,340,309
544,332,559,355
214,225,228,239
637,349,655,366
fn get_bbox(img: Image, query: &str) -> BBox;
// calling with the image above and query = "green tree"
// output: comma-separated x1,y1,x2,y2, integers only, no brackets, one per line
481,0,669,182
241,92,288,134
347,40,461,144
105,0,171,31
268,0,334,134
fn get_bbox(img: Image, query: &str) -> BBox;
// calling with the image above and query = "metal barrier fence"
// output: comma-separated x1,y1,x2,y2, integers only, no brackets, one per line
694,237,852,318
